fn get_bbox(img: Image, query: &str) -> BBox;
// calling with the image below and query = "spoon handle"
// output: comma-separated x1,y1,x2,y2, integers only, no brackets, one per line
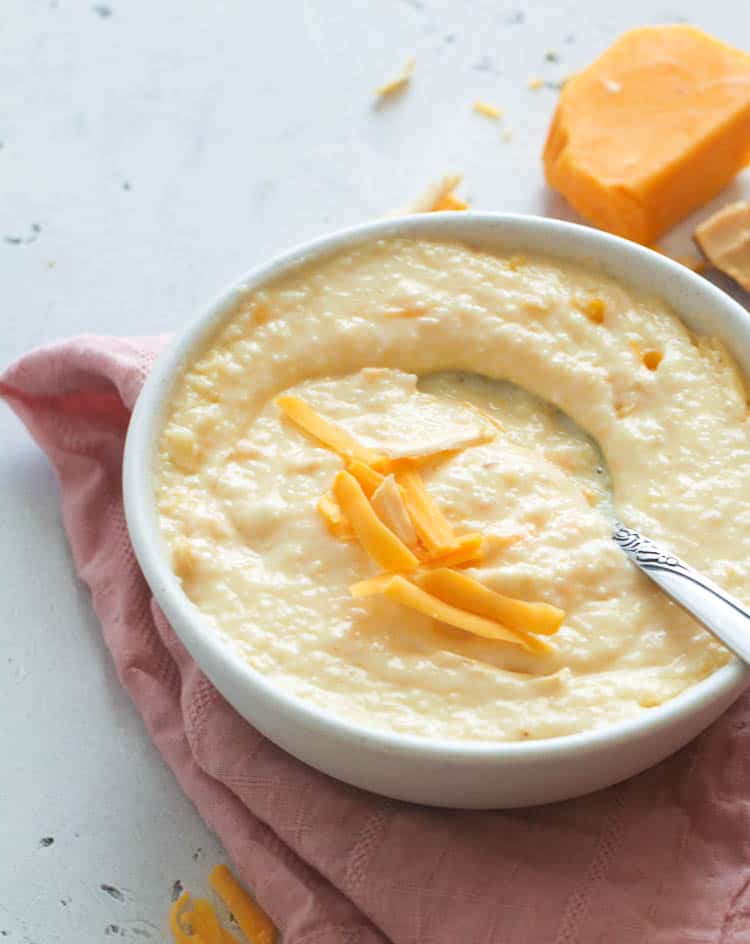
613,522,750,665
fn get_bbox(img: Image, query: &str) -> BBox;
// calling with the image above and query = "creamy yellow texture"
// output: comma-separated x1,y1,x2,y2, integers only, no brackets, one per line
156,238,750,741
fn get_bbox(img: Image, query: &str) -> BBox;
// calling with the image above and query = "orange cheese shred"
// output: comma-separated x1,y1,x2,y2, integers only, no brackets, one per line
209,865,276,944
350,573,397,597
333,471,419,572
473,100,502,119
395,467,456,553
422,532,483,568
434,192,469,211
482,532,523,558
317,494,354,540
419,568,564,636
275,395,386,467
170,892,198,943
346,459,385,497
193,899,240,944
403,174,466,214
376,56,416,98
169,893,239,944
380,576,550,653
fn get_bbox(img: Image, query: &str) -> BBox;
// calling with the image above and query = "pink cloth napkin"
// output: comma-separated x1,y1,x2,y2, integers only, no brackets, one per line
4,334,750,944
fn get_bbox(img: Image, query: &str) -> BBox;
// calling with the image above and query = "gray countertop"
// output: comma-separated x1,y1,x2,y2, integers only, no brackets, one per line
2,0,749,939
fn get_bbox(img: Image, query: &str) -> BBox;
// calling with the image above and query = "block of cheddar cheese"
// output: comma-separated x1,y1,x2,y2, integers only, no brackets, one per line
543,26,750,244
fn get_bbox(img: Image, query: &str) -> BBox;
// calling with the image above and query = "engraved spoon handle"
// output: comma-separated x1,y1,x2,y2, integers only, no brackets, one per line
613,522,750,665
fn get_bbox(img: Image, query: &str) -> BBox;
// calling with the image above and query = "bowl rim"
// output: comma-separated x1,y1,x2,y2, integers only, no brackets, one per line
123,211,750,763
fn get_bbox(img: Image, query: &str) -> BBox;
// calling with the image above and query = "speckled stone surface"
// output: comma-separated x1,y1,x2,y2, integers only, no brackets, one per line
2,1,749,940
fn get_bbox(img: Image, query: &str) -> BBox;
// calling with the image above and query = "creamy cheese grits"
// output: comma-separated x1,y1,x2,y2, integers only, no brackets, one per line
156,238,750,741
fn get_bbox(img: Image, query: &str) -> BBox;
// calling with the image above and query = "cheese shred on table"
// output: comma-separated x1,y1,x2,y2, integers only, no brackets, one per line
375,56,416,97
474,100,502,118
169,866,275,944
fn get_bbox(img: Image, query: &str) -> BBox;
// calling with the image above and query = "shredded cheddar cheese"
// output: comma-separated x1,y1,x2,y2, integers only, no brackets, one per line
350,573,398,597
209,865,276,944
170,892,194,943
423,532,483,568
169,890,242,944
334,470,420,572
275,395,387,468
192,899,238,943
474,100,502,119
395,466,456,553
169,867,274,944
317,493,354,540
434,192,469,211
376,56,416,98
346,458,385,497
380,576,551,653
272,387,565,654
404,174,469,214
482,532,523,556
419,567,564,636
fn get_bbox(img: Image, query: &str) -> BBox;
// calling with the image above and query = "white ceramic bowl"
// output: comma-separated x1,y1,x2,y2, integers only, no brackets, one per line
123,213,750,809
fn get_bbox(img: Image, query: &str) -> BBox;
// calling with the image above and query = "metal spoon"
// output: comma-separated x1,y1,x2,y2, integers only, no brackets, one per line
613,522,750,665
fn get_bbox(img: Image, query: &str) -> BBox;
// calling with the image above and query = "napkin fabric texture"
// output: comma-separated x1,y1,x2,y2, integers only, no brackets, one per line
4,334,750,944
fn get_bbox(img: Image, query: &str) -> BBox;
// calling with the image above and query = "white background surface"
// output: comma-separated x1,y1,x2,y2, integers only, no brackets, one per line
3,1,750,940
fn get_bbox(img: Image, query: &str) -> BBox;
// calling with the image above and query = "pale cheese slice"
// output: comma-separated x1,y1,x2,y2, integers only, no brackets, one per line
694,200,750,291
371,474,418,547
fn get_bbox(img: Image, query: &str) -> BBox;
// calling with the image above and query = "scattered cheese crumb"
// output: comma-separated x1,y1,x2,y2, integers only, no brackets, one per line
209,865,275,944
437,193,469,210
376,56,416,98
401,174,469,214
527,77,544,90
501,127,514,142
576,296,606,324
473,100,503,119
642,349,663,371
